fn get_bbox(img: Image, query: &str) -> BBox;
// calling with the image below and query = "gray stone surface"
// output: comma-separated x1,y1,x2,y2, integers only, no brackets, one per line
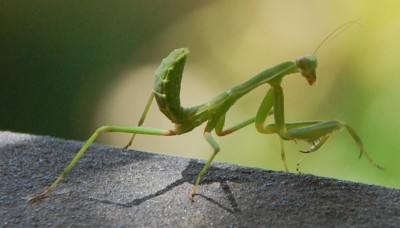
1,131,400,227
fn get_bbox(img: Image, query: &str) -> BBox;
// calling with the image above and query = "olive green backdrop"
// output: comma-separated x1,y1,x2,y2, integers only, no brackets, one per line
1,1,399,189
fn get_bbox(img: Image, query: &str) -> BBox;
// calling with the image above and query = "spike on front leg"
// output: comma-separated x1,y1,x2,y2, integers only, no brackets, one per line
296,134,330,173
299,134,331,153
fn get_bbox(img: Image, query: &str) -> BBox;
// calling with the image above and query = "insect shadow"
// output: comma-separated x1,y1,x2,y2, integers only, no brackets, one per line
84,159,260,213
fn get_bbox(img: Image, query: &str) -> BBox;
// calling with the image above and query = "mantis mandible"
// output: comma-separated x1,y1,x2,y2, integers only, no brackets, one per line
30,22,383,203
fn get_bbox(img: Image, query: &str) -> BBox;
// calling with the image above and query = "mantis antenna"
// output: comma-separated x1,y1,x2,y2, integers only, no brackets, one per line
313,20,362,55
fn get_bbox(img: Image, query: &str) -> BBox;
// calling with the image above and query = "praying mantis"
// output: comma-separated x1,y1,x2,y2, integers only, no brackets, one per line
29,22,383,203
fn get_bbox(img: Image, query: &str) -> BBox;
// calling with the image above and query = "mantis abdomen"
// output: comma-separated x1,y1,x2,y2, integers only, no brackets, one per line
153,48,189,124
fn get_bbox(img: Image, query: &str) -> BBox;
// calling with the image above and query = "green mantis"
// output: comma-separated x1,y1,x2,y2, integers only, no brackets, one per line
30,22,383,203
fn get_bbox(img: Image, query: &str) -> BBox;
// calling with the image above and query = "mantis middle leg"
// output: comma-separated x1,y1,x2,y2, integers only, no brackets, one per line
190,113,267,201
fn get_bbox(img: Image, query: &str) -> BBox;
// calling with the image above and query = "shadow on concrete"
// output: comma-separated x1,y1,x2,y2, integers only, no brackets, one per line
1,131,400,227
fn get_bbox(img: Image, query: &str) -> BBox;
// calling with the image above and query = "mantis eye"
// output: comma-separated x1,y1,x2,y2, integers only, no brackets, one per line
295,55,318,85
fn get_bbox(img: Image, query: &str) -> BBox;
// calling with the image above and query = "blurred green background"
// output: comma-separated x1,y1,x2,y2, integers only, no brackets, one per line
1,1,400,188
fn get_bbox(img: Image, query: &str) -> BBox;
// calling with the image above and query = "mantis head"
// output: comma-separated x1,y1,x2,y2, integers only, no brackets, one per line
295,21,361,86
295,55,317,85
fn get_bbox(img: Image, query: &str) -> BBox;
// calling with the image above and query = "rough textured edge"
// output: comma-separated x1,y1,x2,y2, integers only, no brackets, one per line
1,131,399,227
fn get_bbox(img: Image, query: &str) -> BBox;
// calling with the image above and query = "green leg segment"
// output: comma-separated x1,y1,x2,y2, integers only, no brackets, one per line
30,125,174,203
190,113,262,201
190,132,220,202
264,120,384,171
124,93,155,148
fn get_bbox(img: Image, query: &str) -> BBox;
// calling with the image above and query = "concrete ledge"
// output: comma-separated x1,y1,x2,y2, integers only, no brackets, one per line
1,131,399,226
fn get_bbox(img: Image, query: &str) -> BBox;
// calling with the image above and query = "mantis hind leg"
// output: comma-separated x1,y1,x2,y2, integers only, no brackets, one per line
29,125,175,203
